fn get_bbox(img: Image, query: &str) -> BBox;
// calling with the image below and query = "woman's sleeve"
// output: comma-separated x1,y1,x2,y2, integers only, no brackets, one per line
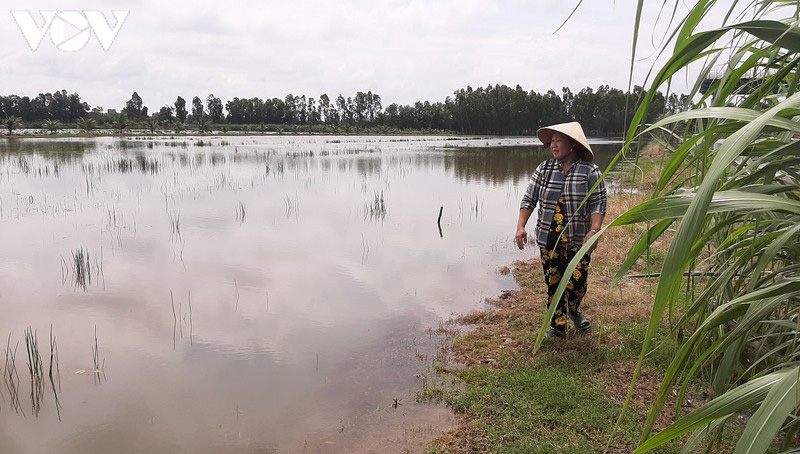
520,162,543,210
587,164,607,215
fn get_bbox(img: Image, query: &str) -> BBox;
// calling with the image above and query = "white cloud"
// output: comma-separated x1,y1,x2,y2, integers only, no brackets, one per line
0,1,746,112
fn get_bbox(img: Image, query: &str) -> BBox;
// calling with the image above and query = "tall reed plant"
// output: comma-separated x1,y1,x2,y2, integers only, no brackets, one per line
534,2,800,451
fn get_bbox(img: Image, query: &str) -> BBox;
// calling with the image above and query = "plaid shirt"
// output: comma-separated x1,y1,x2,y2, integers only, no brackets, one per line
520,159,607,248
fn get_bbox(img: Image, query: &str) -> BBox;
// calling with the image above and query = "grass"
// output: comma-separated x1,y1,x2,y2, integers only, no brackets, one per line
24,327,44,417
4,332,24,415
364,190,388,221
48,325,62,421
60,247,103,291
71,247,92,290
424,151,735,453
168,210,181,240
91,325,104,384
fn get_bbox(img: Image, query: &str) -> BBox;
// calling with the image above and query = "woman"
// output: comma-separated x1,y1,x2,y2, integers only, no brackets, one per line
515,122,607,338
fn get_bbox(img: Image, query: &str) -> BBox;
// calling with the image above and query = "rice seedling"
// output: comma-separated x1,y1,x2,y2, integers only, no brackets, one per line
167,210,181,240
24,327,44,417
91,325,104,384
48,325,62,421
363,190,387,222
68,247,94,290
4,333,24,415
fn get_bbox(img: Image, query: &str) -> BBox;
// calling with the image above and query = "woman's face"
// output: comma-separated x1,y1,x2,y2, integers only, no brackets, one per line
549,132,578,161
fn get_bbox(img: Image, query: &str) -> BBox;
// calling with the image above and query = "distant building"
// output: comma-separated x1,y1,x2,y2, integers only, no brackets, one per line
107,109,117,114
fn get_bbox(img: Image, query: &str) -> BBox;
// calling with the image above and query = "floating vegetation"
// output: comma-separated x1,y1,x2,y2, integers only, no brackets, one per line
363,191,387,222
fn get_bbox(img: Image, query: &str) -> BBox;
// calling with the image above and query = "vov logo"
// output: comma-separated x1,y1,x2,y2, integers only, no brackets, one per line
11,10,129,52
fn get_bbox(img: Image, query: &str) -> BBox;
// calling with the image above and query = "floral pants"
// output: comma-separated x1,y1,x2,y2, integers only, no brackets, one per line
539,198,591,331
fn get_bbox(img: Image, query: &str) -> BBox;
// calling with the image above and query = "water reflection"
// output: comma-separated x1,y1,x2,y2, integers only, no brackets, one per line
0,135,622,452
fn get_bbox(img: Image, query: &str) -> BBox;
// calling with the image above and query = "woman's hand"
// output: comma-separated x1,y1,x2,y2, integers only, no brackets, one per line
515,227,528,250
584,230,599,253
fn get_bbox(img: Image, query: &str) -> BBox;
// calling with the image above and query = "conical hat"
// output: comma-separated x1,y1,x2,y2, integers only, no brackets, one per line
536,121,593,162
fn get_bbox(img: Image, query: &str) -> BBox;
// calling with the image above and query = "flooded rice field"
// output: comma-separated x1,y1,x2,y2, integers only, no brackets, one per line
0,135,620,453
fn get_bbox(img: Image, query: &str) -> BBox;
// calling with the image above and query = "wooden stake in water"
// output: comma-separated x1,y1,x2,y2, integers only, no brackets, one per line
437,206,444,238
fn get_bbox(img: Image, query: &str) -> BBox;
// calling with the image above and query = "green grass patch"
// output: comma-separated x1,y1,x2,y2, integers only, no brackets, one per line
443,365,677,453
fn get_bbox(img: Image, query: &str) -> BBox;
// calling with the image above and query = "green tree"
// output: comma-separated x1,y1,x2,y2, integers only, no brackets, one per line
123,92,147,119
114,114,129,135
77,117,95,133
43,119,60,134
157,105,174,122
174,96,187,123
3,116,21,134
145,117,159,134
206,94,224,123
195,115,210,133
191,96,205,120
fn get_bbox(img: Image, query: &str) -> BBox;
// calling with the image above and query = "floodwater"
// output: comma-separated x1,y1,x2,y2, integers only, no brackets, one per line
0,135,621,453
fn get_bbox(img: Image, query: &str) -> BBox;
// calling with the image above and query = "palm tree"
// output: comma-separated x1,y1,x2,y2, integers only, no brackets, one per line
145,117,159,134
43,119,61,134
114,114,129,135
172,121,184,134
3,116,21,134
77,117,96,133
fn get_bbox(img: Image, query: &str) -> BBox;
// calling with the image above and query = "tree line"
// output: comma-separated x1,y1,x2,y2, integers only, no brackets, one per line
0,84,689,135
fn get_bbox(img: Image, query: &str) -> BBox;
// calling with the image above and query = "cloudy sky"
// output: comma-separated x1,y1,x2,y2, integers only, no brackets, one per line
1,1,733,112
